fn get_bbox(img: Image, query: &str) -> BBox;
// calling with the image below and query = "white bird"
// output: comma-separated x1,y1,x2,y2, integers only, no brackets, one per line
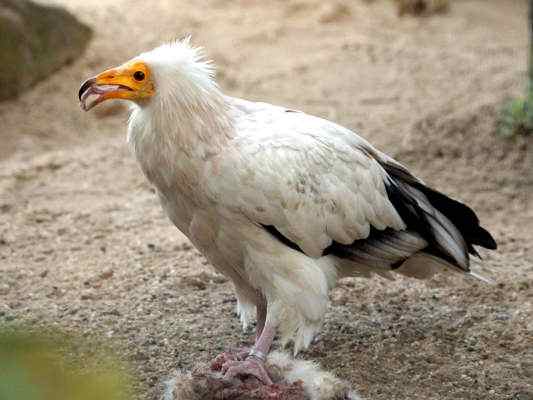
79,38,496,384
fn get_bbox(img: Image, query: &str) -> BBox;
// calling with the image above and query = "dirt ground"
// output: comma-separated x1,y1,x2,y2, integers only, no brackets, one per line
0,0,532,399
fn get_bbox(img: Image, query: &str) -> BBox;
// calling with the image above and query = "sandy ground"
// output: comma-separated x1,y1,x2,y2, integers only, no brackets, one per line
0,0,532,399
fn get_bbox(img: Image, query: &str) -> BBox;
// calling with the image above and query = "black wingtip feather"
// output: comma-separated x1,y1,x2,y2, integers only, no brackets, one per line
475,226,497,250
381,161,497,265
412,182,497,252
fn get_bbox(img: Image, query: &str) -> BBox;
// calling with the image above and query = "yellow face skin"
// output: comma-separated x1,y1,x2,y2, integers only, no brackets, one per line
79,61,155,110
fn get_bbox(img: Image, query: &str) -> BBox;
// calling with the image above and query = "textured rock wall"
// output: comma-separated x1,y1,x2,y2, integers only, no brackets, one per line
0,0,92,101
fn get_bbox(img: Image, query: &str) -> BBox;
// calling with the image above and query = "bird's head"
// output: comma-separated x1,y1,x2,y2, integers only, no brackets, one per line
79,38,217,112
79,59,154,111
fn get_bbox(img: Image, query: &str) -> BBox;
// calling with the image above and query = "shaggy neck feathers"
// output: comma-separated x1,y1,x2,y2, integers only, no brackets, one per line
126,40,233,192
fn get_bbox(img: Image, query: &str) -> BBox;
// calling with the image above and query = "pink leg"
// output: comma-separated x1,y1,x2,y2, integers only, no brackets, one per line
251,319,276,358
222,322,276,385
255,294,267,341
214,294,267,361
221,295,275,385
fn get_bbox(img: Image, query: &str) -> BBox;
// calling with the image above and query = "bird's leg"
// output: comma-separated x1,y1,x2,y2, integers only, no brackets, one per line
210,292,268,368
255,293,267,341
222,300,275,385
225,293,268,359
248,321,276,363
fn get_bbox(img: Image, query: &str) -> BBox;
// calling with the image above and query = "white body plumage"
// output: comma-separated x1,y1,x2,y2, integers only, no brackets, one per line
121,40,495,353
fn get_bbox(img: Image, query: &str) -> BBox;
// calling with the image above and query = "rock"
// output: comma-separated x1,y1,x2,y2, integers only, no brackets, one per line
0,284,10,295
0,0,92,101
318,2,351,24
514,392,533,400
395,0,450,16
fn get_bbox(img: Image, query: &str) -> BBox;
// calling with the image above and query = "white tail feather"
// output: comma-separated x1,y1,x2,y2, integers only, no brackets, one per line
466,271,495,284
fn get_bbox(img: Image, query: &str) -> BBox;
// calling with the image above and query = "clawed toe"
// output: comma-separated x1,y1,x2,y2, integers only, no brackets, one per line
210,347,251,370
232,347,252,361
222,358,273,385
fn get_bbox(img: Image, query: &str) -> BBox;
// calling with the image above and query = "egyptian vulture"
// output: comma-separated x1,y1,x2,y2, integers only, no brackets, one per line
79,39,496,384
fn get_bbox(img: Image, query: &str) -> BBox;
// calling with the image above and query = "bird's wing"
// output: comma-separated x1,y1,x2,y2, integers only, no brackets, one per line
204,101,407,258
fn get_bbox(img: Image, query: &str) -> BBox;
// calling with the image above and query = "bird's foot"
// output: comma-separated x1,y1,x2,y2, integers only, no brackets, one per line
210,347,250,371
221,356,273,385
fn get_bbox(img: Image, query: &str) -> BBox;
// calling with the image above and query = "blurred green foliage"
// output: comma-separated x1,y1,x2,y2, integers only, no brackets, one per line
0,329,132,400
499,98,533,137
498,0,533,137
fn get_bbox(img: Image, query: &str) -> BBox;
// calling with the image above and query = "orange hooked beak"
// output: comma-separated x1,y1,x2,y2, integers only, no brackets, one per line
78,60,155,111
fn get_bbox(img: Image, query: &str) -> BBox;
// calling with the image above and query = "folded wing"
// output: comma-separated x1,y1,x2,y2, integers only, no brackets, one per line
205,100,496,274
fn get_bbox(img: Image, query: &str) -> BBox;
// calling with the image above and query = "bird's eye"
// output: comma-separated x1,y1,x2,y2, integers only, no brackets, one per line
133,71,145,81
